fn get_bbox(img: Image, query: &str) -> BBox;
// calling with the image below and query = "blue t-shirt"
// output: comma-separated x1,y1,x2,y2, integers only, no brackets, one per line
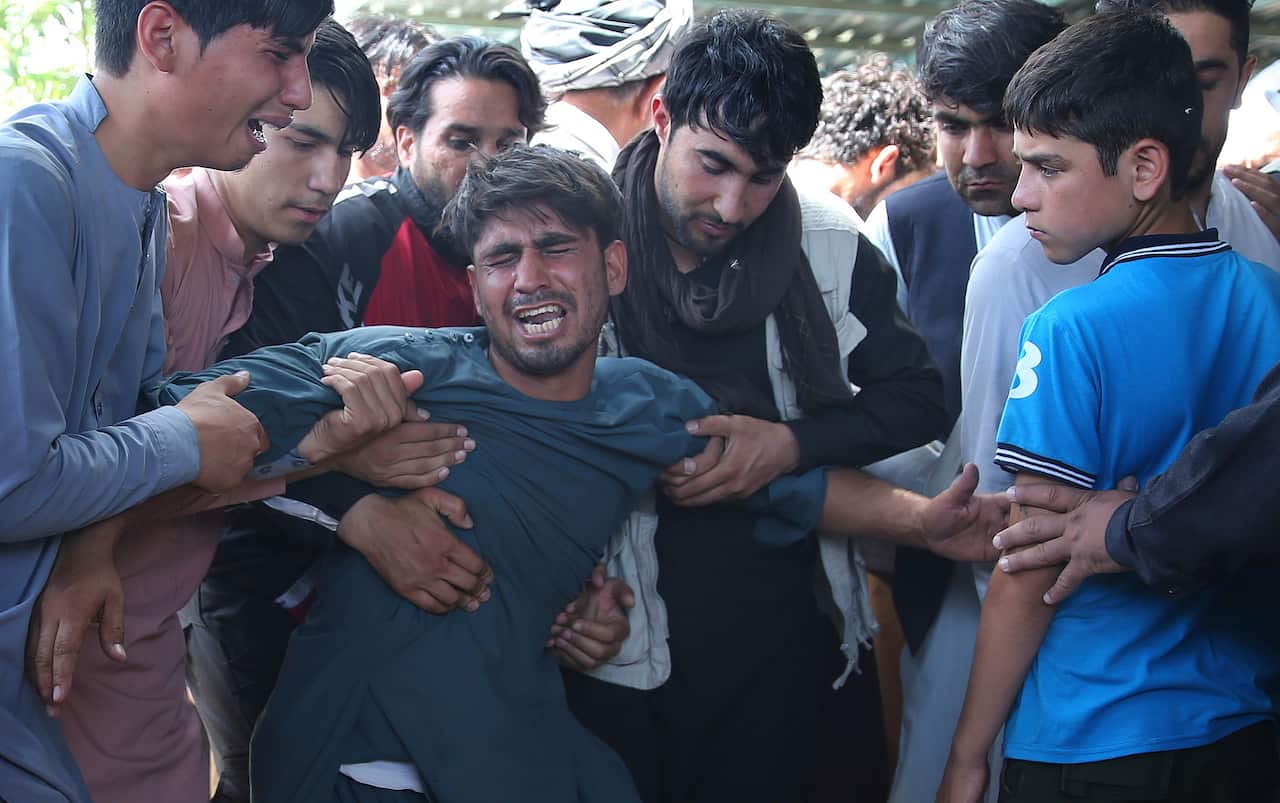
994,230,1280,763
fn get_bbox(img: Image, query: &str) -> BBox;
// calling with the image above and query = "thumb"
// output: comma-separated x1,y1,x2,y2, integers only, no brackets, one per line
212,370,251,396
97,587,127,664
1117,475,1139,493
939,463,980,507
414,487,474,529
399,369,425,397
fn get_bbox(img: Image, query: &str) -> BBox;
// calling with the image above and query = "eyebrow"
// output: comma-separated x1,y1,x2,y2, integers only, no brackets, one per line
1014,150,1068,169
694,147,784,178
444,123,525,140
1193,58,1232,73
935,109,1003,128
269,36,307,55
287,123,336,144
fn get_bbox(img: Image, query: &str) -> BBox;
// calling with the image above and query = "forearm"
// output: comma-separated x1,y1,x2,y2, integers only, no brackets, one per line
817,467,927,546
950,494,1057,764
0,407,200,543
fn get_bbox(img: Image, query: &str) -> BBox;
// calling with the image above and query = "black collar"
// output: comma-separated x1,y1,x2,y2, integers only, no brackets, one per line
1099,228,1230,276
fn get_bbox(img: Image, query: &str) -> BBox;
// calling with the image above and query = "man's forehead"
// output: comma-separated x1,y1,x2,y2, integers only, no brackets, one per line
1167,9,1236,65
679,122,785,173
427,76,525,135
933,99,1002,126
476,206,584,244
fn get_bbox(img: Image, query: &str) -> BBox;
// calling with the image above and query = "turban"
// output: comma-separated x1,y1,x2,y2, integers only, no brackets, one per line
502,0,693,94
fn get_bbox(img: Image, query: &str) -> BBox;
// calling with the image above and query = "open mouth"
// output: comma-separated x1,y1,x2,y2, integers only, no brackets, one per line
516,303,566,335
248,118,267,145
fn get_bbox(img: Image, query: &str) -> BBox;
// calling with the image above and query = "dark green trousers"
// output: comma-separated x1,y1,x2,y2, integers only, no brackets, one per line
998,721,1278,802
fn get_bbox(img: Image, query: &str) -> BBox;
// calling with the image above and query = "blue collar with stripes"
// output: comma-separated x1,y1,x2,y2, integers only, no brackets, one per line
1099,228,1231,276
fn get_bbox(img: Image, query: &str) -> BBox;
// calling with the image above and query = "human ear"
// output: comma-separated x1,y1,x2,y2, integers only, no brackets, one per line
652,96,671,146
603,240,628,295
1234,55,1258,110
1129,138,1169,203
395,125,416,170
466,265,483,316
136,1,181,73
868,144,901,186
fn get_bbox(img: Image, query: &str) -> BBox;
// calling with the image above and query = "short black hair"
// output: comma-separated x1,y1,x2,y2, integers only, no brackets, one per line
346,12,438,78
800,55,935,173
917,0,1067,119
661,10,821,166
386,36,546,137
1095,0,1252,65
308,19,380,154
1005,10,1203,198
95,0,333,78
442,145,623,262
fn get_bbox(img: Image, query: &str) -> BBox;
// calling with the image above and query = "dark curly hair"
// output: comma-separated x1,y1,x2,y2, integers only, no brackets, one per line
799,54,935,173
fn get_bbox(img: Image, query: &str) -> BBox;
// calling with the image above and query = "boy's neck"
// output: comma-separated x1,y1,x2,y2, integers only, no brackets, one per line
1106,191,1200,253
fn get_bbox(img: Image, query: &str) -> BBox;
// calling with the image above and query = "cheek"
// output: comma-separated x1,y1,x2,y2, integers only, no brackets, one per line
937,138,965,175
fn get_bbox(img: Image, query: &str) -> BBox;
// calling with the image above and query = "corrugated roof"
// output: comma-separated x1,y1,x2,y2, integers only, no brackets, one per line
339,0,1280,70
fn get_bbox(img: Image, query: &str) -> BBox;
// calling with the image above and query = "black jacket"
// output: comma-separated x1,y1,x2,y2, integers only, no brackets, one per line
1106,361,1280,595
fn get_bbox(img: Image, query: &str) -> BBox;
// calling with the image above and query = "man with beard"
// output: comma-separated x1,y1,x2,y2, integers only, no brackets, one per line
567,11,956,802
153,144,825,803
856,4,1068,801
154,143,1001,803
179,36,633,803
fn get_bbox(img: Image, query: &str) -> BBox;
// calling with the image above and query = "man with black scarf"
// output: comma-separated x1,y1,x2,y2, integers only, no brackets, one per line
563,11,950,802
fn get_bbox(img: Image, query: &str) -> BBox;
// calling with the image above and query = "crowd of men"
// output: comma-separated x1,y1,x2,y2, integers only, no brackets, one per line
0,0,1277,802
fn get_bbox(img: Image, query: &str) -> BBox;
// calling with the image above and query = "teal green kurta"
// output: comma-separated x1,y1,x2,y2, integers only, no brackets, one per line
153,326,825,803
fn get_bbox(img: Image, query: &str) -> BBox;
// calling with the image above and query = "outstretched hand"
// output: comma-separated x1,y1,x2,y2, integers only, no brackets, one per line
26,516,129,717
916,463,1008,562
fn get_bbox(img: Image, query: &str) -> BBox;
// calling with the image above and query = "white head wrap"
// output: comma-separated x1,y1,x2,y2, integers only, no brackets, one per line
502,0,693,94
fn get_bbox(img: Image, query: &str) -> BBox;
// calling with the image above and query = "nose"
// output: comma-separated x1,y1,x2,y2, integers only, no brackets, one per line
712,177,749,225
309,149,347,198
963,126,998,169
1010,166,1035,212
513,251,551,294
476,138,505,160
281,57,313,112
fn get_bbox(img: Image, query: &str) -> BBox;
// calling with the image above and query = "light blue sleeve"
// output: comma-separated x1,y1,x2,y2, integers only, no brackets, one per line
0,150,198,542
993,306,1102,489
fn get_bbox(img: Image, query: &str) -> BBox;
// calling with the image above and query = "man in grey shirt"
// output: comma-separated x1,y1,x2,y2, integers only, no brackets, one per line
0,2,373,800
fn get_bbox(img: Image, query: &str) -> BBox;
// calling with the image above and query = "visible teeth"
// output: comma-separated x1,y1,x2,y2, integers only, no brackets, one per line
517,304,563,320
521,317,563,334
249,119,266,144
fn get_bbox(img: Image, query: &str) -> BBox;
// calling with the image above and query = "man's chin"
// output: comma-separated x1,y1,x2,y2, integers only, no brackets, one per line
962,191,1017,218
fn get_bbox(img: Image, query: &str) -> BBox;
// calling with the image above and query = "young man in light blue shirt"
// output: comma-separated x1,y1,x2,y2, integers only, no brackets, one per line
0,2,350,800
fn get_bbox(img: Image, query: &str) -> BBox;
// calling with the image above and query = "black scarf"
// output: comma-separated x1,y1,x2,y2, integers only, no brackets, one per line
609,130,855,420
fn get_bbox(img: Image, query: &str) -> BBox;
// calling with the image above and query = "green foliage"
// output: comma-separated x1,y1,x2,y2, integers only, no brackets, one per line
0,0,95,116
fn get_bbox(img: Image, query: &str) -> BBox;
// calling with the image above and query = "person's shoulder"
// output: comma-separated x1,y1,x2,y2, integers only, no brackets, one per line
597,355,714,412
1210,170,1280,269
882,171,960,216
0,104,80,199
797,185,861,234
310,174,405,249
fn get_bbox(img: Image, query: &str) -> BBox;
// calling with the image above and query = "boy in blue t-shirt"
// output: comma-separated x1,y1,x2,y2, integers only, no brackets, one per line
939,10,1280,803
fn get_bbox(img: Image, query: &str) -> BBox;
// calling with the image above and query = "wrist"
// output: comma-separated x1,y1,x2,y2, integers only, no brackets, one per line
907,494,930,549
335,493,380,546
